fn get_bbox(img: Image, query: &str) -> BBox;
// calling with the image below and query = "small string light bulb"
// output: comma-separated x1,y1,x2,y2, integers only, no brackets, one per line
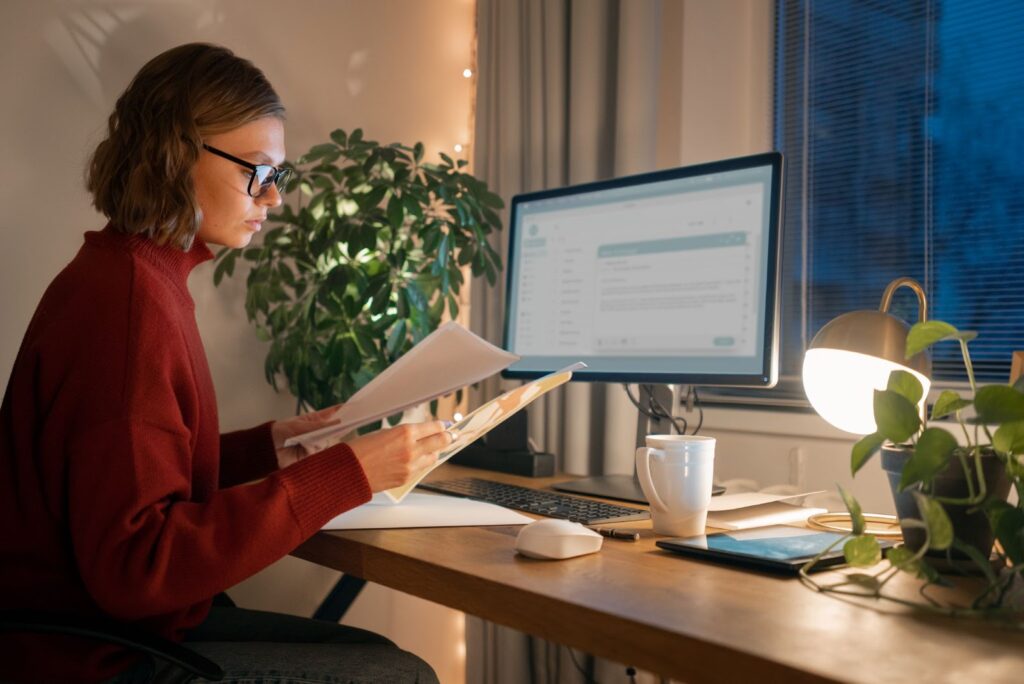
462,68,473,78
454,143,464,153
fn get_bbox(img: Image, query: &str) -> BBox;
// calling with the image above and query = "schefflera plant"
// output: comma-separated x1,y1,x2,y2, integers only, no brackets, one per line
213,128,505,417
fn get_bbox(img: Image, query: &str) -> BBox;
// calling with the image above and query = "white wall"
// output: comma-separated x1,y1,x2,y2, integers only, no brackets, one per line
0,2,474,682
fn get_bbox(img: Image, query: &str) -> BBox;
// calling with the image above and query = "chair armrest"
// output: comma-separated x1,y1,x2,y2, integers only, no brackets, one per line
0,610,223,681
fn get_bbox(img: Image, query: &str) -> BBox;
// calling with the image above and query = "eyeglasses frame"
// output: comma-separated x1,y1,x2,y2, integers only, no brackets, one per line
201,143,291,198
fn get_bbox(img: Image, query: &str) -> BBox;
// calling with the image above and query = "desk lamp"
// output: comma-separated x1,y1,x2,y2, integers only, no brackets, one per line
802,277,931,434
801,278,931,534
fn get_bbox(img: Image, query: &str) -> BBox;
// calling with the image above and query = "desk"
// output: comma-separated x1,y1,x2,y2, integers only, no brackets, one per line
293,465,1024,683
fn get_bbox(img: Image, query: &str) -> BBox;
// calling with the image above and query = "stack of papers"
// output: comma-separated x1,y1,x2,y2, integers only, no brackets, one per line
286,321,585,504
705,491,827,530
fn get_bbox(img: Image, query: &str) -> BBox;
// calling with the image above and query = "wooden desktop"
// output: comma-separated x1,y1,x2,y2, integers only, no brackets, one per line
292,464,1024,683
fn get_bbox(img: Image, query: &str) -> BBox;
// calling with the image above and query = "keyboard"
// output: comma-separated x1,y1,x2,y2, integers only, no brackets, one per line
417,477,650,525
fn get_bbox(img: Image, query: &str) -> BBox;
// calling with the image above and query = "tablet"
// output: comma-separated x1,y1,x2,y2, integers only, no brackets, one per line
656,525,893,575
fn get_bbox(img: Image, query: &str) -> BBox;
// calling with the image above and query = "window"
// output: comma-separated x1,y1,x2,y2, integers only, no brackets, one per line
774,0,1024,392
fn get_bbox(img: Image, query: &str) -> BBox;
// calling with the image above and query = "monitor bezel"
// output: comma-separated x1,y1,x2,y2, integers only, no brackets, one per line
500,151,784,387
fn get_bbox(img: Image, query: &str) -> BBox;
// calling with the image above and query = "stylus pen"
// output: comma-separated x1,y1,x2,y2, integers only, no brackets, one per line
588,526,640,541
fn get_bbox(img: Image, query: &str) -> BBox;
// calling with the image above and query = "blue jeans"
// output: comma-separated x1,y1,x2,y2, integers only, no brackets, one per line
110,600,439,684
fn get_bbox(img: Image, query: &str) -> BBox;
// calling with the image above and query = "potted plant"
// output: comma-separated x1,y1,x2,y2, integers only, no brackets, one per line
805,321,1023,615
213,129,505,420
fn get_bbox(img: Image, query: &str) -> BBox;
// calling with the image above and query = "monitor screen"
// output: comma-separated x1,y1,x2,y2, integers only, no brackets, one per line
502,152,784,386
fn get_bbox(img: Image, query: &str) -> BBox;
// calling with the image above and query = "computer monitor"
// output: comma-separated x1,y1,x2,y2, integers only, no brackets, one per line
501,152,784,502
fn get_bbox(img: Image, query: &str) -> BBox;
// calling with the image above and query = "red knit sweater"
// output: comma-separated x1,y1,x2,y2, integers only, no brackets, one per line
0,226,372,683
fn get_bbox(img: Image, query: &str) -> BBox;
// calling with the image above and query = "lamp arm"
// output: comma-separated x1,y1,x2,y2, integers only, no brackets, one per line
879,278,928,322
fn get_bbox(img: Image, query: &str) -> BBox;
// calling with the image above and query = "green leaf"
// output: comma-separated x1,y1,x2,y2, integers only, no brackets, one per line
913,493,953,551
301,142,340,164
480,189,505,209
838,484,865,535
386,320,407,358
899,428,957,490
930,390,972,420
885,546,938,581
873,389,921,444
951,539,999,584
985,500,1024,565
851,432,884,476
905,320,976,358
843,535,881,567
993,420,1024,454
352,328,376,357
386,194,405,230
413,142,424,162
974,385,1024,424
886,370,923,406
330,129,348,146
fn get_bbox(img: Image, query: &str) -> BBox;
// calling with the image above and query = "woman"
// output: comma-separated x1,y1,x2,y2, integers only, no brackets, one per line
0,43,449,683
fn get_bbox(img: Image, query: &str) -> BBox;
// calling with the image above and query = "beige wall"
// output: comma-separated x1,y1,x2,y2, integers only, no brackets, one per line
0,2,474,682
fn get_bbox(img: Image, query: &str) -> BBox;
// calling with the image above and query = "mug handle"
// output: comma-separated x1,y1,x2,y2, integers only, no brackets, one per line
635,447,668,513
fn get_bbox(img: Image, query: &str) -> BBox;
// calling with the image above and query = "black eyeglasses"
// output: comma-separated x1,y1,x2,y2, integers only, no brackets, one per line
202,143,292,198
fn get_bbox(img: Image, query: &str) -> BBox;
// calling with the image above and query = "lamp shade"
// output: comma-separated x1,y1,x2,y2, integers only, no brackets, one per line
802,310,931,435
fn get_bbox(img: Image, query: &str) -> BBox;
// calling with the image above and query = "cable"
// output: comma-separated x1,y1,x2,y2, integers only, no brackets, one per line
645,384,688,435
624,384,705,435
691,387,704,435
625,666,638,684
566,647,597,684
624,384,688,434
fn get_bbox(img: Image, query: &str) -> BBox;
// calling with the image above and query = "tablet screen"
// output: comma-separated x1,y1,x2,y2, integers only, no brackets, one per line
695,526,846,560
656,525,890,573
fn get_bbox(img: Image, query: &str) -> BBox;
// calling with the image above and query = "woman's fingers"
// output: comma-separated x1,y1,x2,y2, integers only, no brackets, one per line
415,428,453,456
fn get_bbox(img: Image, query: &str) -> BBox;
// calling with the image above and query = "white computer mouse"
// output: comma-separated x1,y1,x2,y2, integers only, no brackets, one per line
514,519,603,560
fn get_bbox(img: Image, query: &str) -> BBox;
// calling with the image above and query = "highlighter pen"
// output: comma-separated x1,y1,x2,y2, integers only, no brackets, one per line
588,526,640,541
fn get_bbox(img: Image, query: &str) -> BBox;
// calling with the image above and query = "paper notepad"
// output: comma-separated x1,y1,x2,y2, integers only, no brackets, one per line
705,491,827,530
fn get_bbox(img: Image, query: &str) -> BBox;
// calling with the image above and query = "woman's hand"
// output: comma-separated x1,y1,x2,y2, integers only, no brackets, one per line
345,422,453,492
271,404,342,468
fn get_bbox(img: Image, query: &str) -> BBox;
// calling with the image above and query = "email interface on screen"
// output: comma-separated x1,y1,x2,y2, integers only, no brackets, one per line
504,162,777,382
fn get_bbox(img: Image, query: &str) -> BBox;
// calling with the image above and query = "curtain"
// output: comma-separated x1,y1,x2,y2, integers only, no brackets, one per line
468,1,673,681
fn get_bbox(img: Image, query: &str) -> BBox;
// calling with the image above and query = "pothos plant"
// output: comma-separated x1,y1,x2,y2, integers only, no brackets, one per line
213,128,504,418
802,321,1024,619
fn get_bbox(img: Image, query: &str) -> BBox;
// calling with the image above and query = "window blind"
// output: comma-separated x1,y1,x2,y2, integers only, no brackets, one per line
774,0,1024,390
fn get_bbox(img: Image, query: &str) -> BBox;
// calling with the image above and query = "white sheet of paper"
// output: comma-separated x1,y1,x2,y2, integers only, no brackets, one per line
706,502,828,531
287,322,519,451
322,492,533,530
707,490,825,512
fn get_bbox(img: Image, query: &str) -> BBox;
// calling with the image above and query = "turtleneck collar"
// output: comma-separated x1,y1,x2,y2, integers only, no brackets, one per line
85,223,215,282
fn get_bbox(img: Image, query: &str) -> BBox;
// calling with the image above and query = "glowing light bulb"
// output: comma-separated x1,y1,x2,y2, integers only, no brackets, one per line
454,144,464,153
462,68,473,78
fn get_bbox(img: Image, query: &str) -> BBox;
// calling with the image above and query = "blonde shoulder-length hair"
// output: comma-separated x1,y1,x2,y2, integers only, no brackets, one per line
87,43,285,250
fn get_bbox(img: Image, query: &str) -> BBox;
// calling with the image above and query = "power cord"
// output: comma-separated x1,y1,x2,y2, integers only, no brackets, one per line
623,384,687,434
567,647,597,683
623,384,703,435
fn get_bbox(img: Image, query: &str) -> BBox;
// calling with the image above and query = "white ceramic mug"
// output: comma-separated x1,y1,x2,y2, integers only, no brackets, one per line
636,434,716,537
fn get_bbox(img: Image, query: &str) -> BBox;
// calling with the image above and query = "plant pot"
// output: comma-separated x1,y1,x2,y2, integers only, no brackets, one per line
881,444,1011,560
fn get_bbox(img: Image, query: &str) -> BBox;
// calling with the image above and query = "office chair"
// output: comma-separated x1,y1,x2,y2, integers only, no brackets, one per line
0,610,224,681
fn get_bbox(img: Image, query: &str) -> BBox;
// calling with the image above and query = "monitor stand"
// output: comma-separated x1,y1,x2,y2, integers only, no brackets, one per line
552,384,679,505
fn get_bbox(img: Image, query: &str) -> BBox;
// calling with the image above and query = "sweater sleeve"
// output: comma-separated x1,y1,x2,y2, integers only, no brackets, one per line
219,421,279,487
67,419,370,621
